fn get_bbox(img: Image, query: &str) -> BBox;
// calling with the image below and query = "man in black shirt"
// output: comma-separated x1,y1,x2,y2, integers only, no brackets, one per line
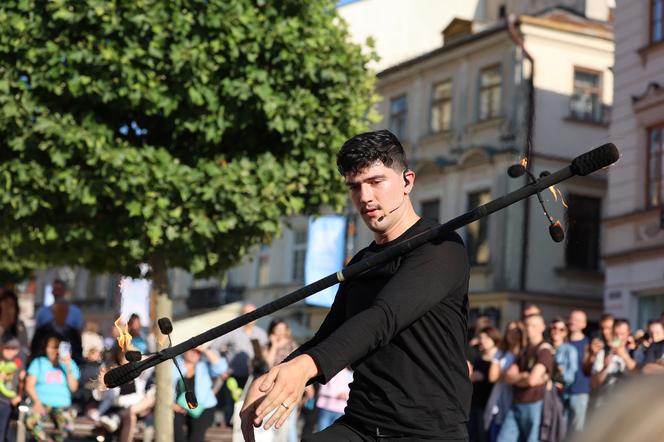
240,130,471,441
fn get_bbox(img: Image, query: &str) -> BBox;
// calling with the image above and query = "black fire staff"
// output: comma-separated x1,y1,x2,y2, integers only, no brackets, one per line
105,140,618,392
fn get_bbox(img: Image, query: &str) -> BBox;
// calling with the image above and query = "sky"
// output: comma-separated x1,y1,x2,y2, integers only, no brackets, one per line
337,0,362,7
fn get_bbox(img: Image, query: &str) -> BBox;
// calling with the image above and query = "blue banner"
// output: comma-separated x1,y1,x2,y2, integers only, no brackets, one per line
305,215,347,308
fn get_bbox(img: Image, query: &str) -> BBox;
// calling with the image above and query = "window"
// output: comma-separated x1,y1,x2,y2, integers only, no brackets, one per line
421,199,440,222
256,245,270,286
389,95,408,139
647,123,664,207
478,65,502,121
638,293,664,329
565,195,601,271
292,230,307,282
570,68,603,123
467,191,491,265
430,81,452,133
652,0,663,44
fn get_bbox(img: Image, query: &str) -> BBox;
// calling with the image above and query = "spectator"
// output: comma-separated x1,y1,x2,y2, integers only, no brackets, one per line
565,310,591,432
94,345,155,442
31,301,83,364
213,303,268,426
265,319,299,369
173,345,227,442
81,321,105,360
640,321,664,374
586,313,615,381
469,326,500,442
316,367,352,432
264,319,300,442
127,313,150,354
25,330,80,442
74,331,105,414
591,319,636,405
484,320,526,442
0,289,29,351
549,317,578,391
467,314,493,378
35,279,84,331
0,335,24,441
498,314,554,442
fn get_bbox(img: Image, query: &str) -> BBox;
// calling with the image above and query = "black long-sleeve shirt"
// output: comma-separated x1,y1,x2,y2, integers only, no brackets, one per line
288,218,471,438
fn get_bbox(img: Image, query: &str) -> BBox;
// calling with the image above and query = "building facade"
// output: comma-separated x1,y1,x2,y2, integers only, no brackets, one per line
604,0,664,328
372,7,614,324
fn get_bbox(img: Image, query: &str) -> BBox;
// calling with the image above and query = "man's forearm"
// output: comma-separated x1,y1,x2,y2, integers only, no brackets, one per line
291,354,320,381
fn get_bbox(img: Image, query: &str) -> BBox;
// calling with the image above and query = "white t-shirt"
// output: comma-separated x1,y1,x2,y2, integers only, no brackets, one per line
592,348,628,389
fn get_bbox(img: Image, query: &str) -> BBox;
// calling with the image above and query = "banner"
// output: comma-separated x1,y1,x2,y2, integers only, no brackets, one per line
120,277,151,327
305,215,347,308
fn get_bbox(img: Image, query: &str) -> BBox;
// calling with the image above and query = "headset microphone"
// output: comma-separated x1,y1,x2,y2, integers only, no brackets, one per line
377,196,406,222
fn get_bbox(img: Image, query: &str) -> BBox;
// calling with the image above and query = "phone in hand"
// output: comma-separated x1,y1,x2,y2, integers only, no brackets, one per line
58,341,71,360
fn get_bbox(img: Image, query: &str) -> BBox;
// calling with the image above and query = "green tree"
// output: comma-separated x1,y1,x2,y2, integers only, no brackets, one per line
0,0,376,439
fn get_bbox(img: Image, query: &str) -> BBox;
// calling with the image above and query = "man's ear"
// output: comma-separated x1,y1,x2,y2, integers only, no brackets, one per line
403,169,415,193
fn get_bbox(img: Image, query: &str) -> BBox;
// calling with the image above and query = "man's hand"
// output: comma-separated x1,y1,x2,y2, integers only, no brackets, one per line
240,355,318,441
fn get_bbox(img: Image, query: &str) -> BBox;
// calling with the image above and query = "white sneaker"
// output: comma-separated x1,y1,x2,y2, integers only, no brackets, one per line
100,414,121,433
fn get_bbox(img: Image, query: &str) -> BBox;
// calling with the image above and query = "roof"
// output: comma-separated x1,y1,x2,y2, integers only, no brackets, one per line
377,23,506,79
520,7,613,40
377,7,613,79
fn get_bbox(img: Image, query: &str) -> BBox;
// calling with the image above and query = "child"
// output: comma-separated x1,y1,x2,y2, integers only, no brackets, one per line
0,336,24,441
25,331,80,442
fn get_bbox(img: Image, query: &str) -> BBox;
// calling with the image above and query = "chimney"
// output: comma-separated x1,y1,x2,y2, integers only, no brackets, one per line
442,18,474,46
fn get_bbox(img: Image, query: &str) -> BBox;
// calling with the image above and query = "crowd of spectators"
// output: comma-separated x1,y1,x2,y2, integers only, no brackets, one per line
0,283,354,441
466,304,664,442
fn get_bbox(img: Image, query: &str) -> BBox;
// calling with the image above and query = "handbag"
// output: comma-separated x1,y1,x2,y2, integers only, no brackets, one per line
176,379,205,419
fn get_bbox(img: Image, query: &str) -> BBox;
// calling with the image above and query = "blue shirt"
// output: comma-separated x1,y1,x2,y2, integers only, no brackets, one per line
555,343,578,388
36,304,84,331
567,336,591,394
28,356,80,408
172,353,227,410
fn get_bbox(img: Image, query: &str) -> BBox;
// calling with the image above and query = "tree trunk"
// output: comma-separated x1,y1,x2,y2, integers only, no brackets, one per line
151,260,173,442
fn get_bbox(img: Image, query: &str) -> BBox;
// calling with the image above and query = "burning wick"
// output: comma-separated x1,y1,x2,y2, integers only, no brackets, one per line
114,317,133,352
114,317,141,361
547,185,568,209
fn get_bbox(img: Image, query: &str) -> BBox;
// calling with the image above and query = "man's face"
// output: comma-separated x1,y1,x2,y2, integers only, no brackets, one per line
648,322,664,343
52,281,65,298
345,162,410,234
613,323,630,346
525,316,545,342
568,311,587,333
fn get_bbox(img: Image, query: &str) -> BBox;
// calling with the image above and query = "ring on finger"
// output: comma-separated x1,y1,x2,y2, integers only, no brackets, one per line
281,402,289,410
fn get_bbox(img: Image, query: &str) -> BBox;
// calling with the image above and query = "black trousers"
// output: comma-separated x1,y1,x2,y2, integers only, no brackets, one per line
174,407,215,442
303,417,469,442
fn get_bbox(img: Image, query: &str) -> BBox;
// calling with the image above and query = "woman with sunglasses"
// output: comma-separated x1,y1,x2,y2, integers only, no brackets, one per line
549,317,579,393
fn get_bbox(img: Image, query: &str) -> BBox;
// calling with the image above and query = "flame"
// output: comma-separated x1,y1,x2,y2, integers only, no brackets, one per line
520,157,528,168
547,185,568,209
114,317,133,352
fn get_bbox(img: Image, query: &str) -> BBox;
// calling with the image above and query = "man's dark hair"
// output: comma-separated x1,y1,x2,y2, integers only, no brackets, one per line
53,278,66,288
600,313,615,323
613,318,630,330
336,129,408,176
